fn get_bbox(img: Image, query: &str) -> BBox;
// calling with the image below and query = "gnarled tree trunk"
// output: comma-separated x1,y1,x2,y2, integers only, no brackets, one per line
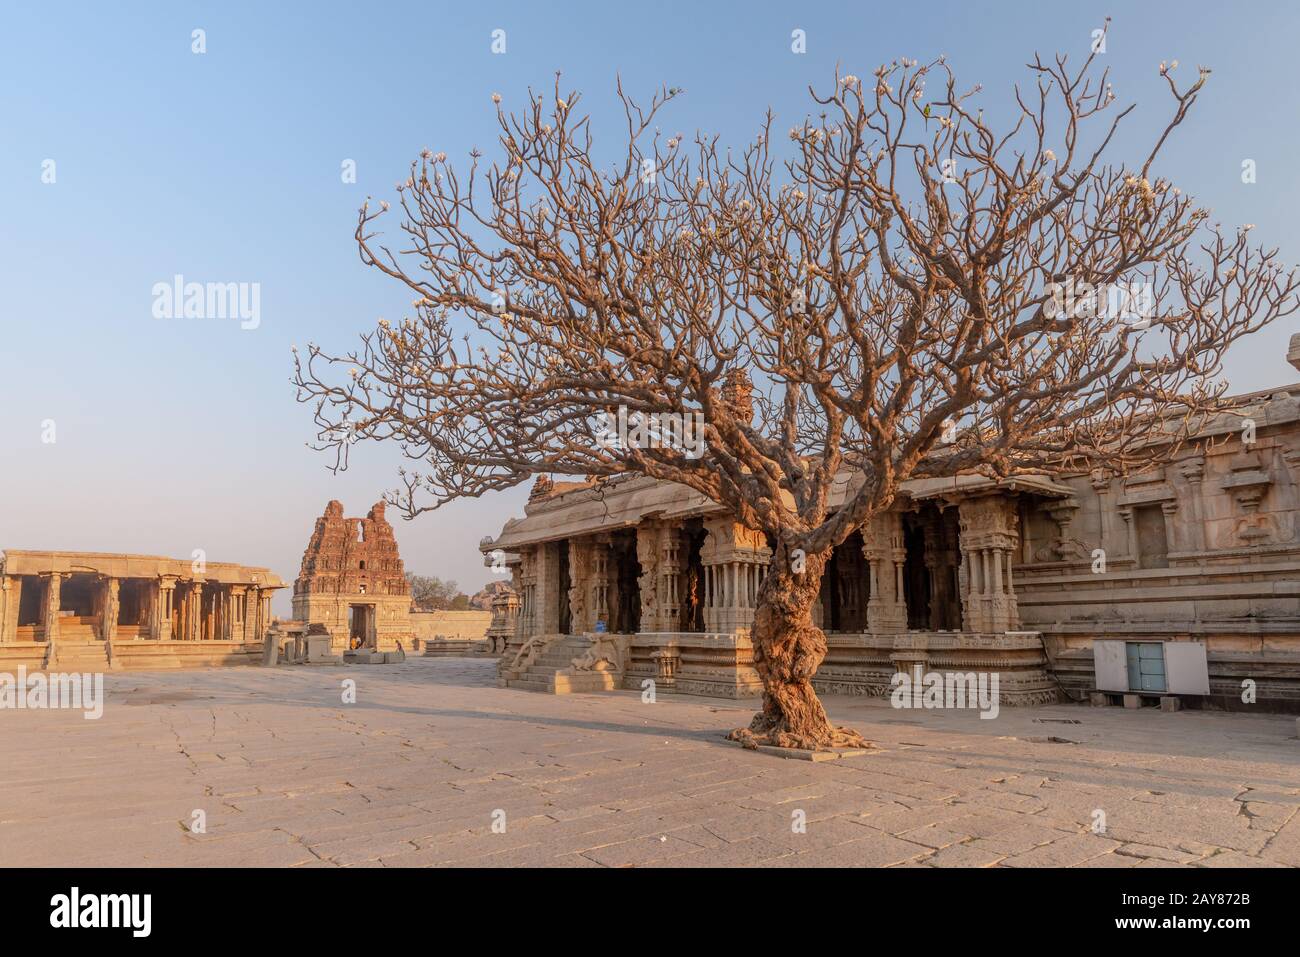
728,544,871,751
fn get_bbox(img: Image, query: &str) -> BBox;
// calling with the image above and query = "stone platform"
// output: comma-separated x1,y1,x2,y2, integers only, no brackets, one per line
2,656,1297,868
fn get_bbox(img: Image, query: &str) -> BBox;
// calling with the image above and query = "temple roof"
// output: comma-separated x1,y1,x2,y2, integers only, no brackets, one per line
483,471,1076,552
483,383,1300,554
0,550,285,587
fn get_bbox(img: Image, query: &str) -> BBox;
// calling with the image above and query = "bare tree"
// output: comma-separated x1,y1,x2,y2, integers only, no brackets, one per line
295,37,1298,749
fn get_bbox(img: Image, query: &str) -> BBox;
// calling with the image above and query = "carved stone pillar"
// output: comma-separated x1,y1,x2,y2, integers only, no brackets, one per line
0,576,16,643
1160,500,1181,553
635,522,664,632
230,585,247,641
515,551,537,639
101,577,120,643
176,582,189,642
862,512,907,634
1089,471,1117,558
566,539,594,633
957,496,1021,633
700,517,771,635
176,584,187,641
1117,506,1138,560
206,586,218,641
1178,457,1207,553
589,539,611,629
248,587,262,642
188,584,204,641
535,543,563,635
157,579,175,640
658,525,685,632
41,572,62,642
1041,497,1082,563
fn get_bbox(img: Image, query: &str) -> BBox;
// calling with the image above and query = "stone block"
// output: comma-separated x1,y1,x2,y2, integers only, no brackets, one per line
1123,694,1142,709
305,635,334,662
1089,692,1108,707
1160,696,1181,713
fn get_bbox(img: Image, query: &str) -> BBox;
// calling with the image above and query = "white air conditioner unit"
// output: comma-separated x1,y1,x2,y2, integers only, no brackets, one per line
1093,640,1209,695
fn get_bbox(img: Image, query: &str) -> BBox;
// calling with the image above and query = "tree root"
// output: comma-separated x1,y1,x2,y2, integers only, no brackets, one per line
726,713,873,752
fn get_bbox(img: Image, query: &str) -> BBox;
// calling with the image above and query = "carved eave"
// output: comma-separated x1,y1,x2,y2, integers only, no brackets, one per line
1221,468,1273,512
903,473,1076,506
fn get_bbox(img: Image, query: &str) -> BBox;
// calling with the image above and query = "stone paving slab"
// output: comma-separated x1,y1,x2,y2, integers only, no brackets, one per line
1,657,1297,868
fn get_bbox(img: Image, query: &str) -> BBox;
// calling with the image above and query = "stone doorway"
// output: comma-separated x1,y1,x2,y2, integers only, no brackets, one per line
902,505,964,631
16,576,42,628
348,604,375,649
821,530,870,632
902,518,931,630
680,522,707,632
117,580,151,630
610,530,641,634
60,573,101,639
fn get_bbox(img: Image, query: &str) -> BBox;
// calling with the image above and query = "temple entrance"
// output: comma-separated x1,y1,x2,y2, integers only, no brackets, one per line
609,530,640,634
16,576,42,627
902,518,931,630
57,573,101,639
902,505,964,631
931,507,963,630
680,522,707,632
348,603,375,649
820,531,870,632
117,580,151,628
58,574,97,617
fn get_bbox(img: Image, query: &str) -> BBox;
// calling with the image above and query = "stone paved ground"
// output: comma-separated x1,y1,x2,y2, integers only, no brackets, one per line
1,657,1298,868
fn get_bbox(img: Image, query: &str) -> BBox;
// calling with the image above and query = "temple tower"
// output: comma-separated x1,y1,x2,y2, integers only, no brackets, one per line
292,500,413,651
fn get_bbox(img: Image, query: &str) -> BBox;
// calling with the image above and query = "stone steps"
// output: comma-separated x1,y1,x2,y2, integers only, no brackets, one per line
55,624,99,641
507,635,619,695
50,642,109,672
507,673,556,692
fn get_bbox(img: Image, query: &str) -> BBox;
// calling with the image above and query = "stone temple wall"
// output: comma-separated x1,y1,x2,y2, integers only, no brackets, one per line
411,610,491,641
1015,388,1300,710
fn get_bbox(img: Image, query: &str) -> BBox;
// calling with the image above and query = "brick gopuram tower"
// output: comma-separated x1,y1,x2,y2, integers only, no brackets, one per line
293,500,412,652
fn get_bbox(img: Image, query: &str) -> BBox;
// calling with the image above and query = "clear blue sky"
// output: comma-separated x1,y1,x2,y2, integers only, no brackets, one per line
2,1,1297,613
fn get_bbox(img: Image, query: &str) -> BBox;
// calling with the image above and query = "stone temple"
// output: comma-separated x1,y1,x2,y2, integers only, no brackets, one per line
292,500,413,653
0,550,283,673
483,371,1300,711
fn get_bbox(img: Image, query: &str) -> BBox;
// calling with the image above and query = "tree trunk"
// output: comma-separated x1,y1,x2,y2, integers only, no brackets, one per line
728,544,871,751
